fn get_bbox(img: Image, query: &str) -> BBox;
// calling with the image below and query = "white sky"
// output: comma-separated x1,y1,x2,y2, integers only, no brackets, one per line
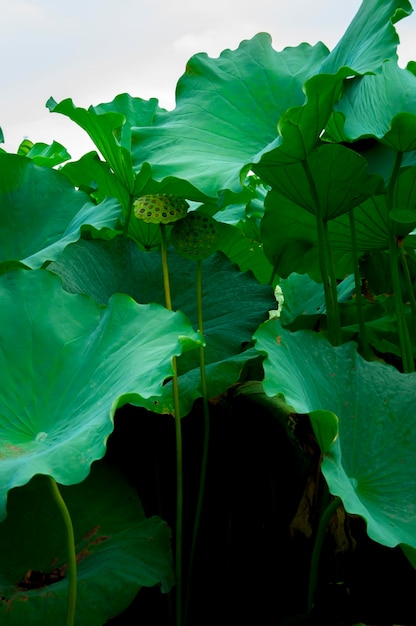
1,0,416,160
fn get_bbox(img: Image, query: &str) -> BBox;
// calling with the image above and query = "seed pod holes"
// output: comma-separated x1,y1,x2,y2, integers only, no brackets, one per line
171,212,219,260
133,194,189,224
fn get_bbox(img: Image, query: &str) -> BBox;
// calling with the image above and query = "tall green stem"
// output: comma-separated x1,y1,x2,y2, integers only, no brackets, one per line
386,151,414,372
160,223,184,626
307,495,342,614
47,476,77,626
388,234,414,372
387,151,403,211
400,248,416,345
349,209,371,360
302,160,342,345
184,260,210,626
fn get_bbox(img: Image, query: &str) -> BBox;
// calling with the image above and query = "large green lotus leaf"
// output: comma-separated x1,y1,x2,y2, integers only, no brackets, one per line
257,143,383,220
131,34,330,196
48,237,274,414
254,320,416,549
0,269,201,520
0,153,121,269
327,61,416,151
131,1,411,195
0,461,173,624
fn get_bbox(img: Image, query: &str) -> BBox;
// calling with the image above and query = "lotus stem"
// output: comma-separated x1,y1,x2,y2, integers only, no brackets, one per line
302,160,342,345
47,476,77,626
388,233,414,372
184,259,210,626
386,151,414,372
160,223,184,626
349,209,371,360
400,248,416,345
307,495,342,615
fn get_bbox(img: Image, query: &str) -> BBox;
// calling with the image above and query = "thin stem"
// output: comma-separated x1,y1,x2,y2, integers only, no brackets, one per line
160,224,173,310
322,219,342,345
388,234,414,372
400,248,416,344
386,151,414,372
307,495,342,615
349,209,371,360
302,160,342,345
387,151,403,212
184,260,210,626
172,357,183,626
47,476,77,626
160,223,183,626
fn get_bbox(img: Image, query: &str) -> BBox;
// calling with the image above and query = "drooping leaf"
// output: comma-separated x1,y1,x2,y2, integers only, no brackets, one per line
0,269,202,520
17,139,71,167
0,153,121,269
327,60,416,151
0,461,173,625
254,320,416,549
47,94,163,191
319,0,412,75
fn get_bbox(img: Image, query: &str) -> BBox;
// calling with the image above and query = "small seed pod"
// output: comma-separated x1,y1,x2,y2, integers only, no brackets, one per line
171,212,219,260
133,194,189,224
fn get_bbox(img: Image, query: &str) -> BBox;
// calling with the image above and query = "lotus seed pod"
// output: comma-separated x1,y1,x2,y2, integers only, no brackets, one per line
171,212,219,260
133,194,189,224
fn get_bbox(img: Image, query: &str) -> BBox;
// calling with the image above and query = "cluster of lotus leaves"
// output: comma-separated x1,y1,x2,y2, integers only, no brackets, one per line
1,0,416,621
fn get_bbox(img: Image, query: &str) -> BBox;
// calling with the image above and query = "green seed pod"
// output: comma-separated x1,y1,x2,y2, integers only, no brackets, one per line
133,194,189,224
171,212,219,260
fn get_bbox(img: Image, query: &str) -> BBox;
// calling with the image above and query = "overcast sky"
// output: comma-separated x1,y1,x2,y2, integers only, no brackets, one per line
2,0,416,159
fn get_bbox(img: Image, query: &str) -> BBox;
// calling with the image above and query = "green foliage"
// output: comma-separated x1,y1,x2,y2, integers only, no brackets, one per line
255,320,416,548
1,0,416,623
0,268,202,520
0,462,173,624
